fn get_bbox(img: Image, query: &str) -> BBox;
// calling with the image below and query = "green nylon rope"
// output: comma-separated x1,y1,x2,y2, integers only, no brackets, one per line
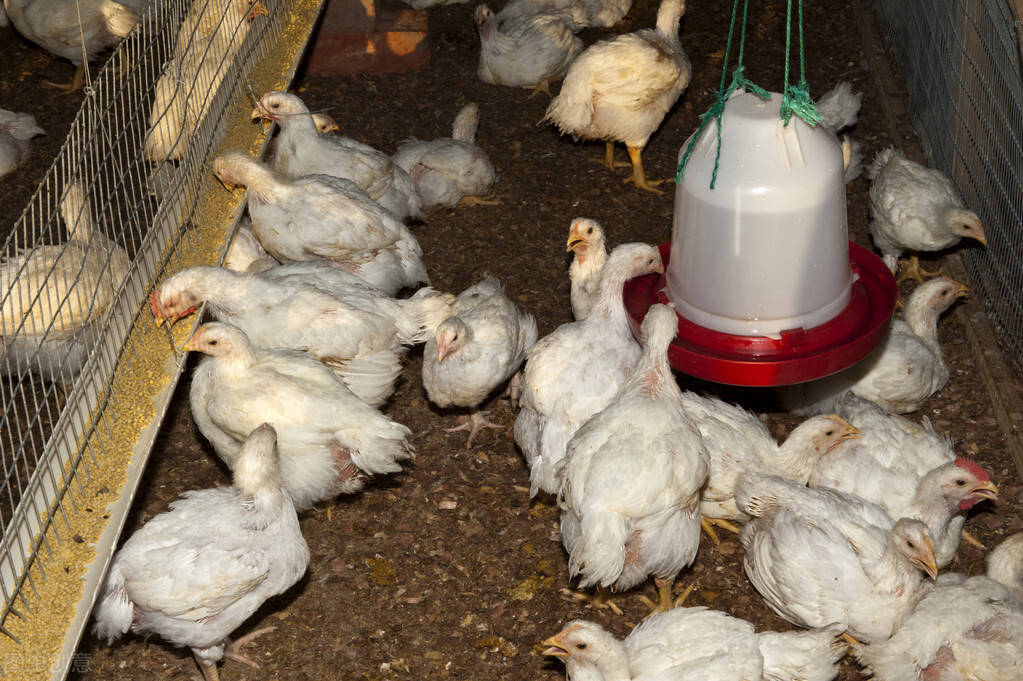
675,0,820,188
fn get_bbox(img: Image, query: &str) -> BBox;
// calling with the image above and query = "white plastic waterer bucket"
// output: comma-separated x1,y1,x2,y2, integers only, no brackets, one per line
665,89,853,338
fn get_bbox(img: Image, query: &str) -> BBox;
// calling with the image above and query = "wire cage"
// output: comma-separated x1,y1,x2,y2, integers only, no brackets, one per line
0,0,325,676
872,0,1023,374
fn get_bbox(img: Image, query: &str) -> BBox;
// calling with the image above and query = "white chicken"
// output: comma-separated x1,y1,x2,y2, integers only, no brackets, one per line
475,4,582,97
816,80,863,183
543,0,691,193
0,109,45,178
150,264,452,407
222,217,277,274
515,242,663,497
185,322,414,511
737,473,939,643
557,304,709,613
809,393,998,567
422,275,537,449
854,533,1023,681
93,424,309,681
3,0,139,91
543,609,843,681
1,182,129,381
145,0,267,161
392,103,498,213
777,276,968,415
988,532,1023,602
265,112,338,167
495,0,591,31
566,217,606,321
252,91,422,222
868,147,987,282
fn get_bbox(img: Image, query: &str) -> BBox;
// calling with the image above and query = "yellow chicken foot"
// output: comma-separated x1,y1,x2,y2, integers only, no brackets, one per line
896,255,943,284
559,586,623,615
841,632,862,647
224,626,277,669
457,194,502,208
639,580,695,615
44,65,85,94
700,516,741,545
589,142,631,171
526,79,553,99
445,410,504,449
194,654,221,681
700,517,721,545
961,528,985,550
623,145,665,194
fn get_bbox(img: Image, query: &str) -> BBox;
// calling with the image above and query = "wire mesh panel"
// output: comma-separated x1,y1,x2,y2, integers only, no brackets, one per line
872,0,1023,372
0,0,324,676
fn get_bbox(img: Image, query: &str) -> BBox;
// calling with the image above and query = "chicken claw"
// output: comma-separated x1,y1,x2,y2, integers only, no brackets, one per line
446,411,504,449
622,146,665,194
589,142,632,171
896,255,943,284
559,586,623,615
639,580,694,616
700,516,741,546
224,626,277,669
457,194,502,208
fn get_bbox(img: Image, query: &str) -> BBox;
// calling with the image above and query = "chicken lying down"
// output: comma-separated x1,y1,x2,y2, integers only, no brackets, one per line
1,182,129,381
392,103,498,213
738,473,939,643
515,242,663,497
186,323,413,511
475,4,582,97
557,304,709,614
0,108,45,178
253,90,422,222
685,390,859,540
778,276,968,415
543,0,691,193
868,146,987,283
93,424,309,681
854,532,1023,681
422,275,537,449
809,393,998,568
566,217,606,321
544,608,844,681
816,80,864,183
150,264,452,407
222,217,277,274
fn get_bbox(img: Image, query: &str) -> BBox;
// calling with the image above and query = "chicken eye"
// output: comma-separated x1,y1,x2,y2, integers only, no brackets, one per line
906,540,916,549
955,479,966,486
270,102,279,109
576,643,587,650
586,227,593,235
208,339,218,346
825,429,834,436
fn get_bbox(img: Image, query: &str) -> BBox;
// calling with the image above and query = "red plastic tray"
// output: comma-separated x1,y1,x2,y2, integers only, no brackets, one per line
623,242,897,387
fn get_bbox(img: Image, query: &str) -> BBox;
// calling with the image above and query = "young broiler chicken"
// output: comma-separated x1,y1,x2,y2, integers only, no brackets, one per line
93,424,309,681
737,473,939,643
809,393,998,568
778,276,968,415
475,4,583,97
557,304,709,614
543,0,691,193
515,242,663,497
212,151,429,292
3,0,139,92
868,147,987,283
566,217,606,321
145,0,268,161
422,275,537,449
495,0,632,32
1,182,129,381
265,112,338,167
816,80,864,183
252,91,422,222
544,609,843,681
854,532,1023,681
0,108,45,178
392,103,499,213
150,264,452,407
222,217,277,274
185,323,413,511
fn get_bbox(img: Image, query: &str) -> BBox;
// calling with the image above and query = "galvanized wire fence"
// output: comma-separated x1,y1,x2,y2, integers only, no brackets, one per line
0,0,322,674
873,0,1023,373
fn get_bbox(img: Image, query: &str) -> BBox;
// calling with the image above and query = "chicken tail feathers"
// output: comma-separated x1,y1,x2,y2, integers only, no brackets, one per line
816,81,862,134
333,349,403,408
395,287,456,344
341,416,413,476
568,512,629,590
757,625,845,681
92,562,134,643
867,146,900,181
452,103,480,144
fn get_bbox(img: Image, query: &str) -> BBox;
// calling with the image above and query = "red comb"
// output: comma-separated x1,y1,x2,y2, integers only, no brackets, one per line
955,457,990,481
148,289,163,318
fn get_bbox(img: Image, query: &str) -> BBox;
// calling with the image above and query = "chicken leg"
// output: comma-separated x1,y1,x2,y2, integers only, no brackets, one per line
223,626,277,669
623,145,665,194
639,580,694,616
700,516,742,545
896,255,943,284
559,586,623,615
457,194,502,208
44,65,86,94
589,142,632,171
446,410,504,449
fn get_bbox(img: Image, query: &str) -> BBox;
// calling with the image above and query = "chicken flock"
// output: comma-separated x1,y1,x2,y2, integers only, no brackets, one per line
0,0,1016,679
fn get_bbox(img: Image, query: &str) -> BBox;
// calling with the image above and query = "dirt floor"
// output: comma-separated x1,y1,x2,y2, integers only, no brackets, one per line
2,0,1022,679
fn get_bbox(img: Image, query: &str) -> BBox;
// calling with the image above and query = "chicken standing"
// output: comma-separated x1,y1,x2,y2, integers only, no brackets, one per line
853,533,1023,681
392,103,498,213
151,264,452,407
515,242,663,497
0,108,45,178
93,424,310,681
475,4,583,97
422,275,537,448
566,217,606,321
868,147,987,282
809,393,998,567
543,0,691,193
777,276,968,414
1,182,129,381
252,91,422,222
557,304,709,613
738,473,939,643
543,609,843,681
185,323,413,511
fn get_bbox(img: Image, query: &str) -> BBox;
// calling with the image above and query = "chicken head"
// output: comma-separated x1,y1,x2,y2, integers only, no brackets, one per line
891,518,939,581
149,287,199,326
566,218,604,255
948,457,998,511
434,317,468,362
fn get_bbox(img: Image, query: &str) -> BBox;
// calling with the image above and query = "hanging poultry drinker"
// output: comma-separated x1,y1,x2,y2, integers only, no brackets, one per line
624,0,896,387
